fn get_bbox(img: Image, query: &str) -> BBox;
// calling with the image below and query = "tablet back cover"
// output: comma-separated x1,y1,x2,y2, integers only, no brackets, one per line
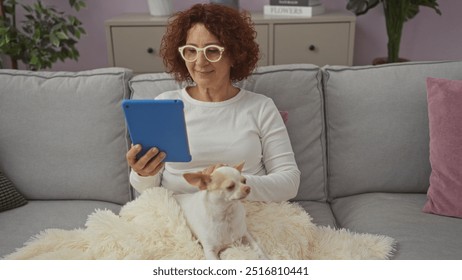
122,99,192,162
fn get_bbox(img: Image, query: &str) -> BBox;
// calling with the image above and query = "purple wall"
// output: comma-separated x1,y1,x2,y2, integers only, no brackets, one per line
31,0,462,70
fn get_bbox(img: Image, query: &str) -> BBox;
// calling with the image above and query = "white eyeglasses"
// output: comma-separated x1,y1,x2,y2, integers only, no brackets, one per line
178,45,225,63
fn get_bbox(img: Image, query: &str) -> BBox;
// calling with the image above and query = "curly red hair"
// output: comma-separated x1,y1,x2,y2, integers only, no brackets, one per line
160,4,260,83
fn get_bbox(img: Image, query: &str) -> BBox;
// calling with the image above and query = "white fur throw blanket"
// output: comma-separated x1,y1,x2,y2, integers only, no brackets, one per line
6,188,395,260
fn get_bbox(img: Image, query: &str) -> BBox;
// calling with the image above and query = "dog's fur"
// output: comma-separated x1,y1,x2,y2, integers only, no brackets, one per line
174,162,268,260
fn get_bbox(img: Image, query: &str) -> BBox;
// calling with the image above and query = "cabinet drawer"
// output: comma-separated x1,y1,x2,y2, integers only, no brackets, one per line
254,24,269,66
110,26,166,73
274,23,351,66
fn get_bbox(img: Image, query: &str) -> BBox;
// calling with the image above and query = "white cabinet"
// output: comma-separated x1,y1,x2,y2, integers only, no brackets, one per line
273,22,352,66
105,12,355,73
254,24,269,66
110,26,166,73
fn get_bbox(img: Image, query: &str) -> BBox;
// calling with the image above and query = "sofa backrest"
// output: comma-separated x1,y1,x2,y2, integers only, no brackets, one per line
129,64,328,202
0,68,133,204
323,60,462,200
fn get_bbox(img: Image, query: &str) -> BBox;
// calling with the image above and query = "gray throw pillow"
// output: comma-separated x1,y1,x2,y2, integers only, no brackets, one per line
0,172,28,212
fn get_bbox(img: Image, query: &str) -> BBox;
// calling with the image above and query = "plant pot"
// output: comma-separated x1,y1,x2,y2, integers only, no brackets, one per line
372,57,410,65
147,0,173,16
210,0,239,9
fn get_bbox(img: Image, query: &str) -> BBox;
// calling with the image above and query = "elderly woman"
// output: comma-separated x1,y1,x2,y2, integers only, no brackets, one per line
126,3,300,202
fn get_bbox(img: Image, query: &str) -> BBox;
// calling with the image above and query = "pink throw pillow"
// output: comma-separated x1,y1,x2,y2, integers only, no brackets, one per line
422,77,462,218
280,110,289,124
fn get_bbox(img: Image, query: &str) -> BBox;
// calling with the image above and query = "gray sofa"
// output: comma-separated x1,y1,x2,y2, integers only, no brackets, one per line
1,60,461,259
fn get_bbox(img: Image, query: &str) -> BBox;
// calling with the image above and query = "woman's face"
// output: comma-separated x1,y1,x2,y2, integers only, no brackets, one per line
183,23,233,90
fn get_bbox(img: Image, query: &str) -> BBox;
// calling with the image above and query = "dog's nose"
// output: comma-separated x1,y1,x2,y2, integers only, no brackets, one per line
242,186,251,194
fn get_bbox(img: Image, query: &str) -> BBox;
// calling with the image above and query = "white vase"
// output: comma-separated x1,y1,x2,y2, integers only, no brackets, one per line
147,0,173,16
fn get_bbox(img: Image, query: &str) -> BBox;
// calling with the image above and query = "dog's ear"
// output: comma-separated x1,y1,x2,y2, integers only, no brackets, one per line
183,173,211,190
233,161,245,172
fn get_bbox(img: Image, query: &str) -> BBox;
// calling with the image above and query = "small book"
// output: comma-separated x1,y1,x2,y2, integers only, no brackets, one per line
263,4,325,17
269,0,322,6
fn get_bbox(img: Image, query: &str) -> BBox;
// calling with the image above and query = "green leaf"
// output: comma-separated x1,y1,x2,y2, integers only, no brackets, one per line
30,55,39,65
405,4,420,21
76,1,86,11
68,15,76,25
51,23,64,33
346,0,381,16
23,5,32,13
56,31,68,40
33,27,41,40
68,0,86,11
50,33,60,47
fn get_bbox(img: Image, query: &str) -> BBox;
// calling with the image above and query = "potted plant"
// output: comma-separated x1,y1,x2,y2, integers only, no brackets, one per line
346,0,441,64
0,0,86,70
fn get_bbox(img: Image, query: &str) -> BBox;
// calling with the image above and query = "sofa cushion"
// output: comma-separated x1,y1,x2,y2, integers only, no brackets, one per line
331,193,462,259
423,77,462,218
0,200,122,257
296,201,336,228
323,61,462,199
129,72,183,99
130,64,327,201
0,172,27,212
0,68,133,204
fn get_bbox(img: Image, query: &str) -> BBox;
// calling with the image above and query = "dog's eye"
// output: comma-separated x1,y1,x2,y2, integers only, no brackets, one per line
226,183,235,191
241,178,246,184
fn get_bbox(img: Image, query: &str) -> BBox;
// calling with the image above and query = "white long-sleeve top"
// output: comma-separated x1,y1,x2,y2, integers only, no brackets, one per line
130,88,300,202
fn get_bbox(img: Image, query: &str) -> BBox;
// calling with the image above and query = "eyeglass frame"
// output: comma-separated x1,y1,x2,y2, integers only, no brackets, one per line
178,45,225,63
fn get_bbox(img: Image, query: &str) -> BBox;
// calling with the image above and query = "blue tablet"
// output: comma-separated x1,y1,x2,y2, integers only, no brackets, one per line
122,99,192,162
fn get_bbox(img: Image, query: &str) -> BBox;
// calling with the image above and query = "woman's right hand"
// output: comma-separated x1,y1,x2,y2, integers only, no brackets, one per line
126,144,166,177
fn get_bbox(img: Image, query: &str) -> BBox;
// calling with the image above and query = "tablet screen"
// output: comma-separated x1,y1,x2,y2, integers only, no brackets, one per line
122,99,192,162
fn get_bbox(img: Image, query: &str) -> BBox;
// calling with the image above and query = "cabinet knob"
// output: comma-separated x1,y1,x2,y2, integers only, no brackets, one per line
147,47,155,54
308,45,316,51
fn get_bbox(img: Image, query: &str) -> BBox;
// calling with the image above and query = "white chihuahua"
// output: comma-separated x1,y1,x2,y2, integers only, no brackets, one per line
175,162,269,260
